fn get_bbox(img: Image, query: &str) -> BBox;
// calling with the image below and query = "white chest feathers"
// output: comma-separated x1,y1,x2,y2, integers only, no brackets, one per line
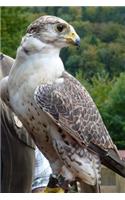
8,36,64,116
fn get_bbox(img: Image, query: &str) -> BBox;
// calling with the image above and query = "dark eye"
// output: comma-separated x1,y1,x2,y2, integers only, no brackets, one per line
56,24,66,32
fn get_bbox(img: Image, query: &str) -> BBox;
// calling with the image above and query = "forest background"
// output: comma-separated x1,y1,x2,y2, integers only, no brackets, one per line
1,7,125,149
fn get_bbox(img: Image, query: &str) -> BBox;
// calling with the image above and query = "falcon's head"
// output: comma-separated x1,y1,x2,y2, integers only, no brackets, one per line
26,15,80,48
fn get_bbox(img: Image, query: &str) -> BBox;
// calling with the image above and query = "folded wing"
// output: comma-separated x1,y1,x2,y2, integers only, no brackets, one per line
34,71,125,178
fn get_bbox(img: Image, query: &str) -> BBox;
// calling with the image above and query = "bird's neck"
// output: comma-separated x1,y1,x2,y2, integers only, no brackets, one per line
8,38,65,94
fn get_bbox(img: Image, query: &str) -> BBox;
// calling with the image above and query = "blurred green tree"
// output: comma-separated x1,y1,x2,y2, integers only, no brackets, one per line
102,73,125,149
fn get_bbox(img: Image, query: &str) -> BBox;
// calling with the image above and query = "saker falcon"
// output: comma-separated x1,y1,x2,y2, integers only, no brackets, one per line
1,15,125,191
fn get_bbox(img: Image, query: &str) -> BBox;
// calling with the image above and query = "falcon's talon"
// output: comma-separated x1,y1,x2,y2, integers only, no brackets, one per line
57,175,70,192
47,174,59,188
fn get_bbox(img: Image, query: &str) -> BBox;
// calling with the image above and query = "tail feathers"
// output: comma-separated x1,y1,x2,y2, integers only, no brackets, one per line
102,149,125,178
89,143,125,178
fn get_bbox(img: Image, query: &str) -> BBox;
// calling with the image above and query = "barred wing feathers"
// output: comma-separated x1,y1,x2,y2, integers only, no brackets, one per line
34,71,125,177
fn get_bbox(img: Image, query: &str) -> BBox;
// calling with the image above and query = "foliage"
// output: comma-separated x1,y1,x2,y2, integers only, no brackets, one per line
102,73,125,149
1,7,43,57
1,7,125,149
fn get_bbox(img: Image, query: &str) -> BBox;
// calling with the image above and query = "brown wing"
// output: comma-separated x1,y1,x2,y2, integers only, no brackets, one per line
34,71,114,150
34,71,125,177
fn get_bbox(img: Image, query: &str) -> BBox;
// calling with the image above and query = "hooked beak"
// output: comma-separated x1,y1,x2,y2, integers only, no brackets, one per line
65,31,80,47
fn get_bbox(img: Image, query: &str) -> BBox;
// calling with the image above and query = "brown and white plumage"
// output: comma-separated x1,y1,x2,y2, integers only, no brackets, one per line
1,15,125,192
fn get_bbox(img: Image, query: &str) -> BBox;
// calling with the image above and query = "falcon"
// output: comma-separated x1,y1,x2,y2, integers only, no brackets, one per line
1,15,125,192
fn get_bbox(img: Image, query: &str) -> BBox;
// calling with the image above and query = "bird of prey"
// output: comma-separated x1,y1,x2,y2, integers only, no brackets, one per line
1,15,125,192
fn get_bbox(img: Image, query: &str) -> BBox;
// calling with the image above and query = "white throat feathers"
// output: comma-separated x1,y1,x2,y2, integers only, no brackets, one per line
8,35,65,93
